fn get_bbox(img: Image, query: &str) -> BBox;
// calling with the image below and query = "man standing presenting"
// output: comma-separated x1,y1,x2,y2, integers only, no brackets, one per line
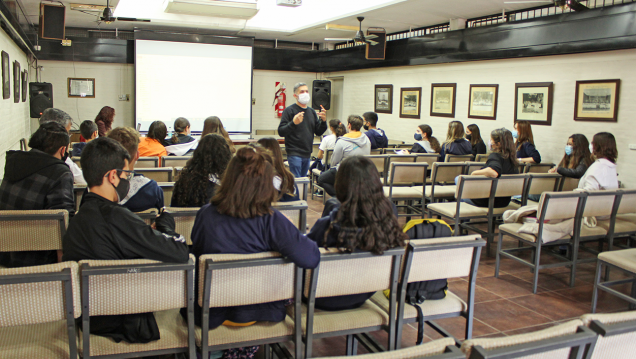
278,82,327,177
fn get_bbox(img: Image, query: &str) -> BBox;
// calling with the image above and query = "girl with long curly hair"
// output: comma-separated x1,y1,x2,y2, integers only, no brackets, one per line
171,134,232,207
94,106,115,137
308,155,407,310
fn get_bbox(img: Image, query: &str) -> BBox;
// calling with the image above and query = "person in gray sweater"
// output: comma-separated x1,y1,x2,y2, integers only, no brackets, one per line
318,115,371,196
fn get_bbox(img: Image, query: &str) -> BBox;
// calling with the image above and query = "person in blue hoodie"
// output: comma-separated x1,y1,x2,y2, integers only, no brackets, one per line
71,120,98,157
362,111,389,149
439,121,472,161
107,127,164,212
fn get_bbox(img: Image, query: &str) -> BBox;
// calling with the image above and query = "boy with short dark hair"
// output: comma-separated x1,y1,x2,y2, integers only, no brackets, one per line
62,137,188,343
71,120,98,157
363,111,389,149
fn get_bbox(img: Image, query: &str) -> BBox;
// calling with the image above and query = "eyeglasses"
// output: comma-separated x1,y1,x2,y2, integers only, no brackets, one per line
104,169,135,181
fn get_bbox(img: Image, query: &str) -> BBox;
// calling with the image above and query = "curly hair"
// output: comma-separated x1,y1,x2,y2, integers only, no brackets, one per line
95,106,115,125
172,134,232,207
324,156,407,255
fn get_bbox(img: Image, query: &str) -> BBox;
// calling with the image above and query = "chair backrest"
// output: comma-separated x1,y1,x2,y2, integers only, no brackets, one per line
295,177,310,201
461,319,596,359
370,148,384,155
581,311,636,359
560,176,580,192
135,208,158,225
162,156,190,168
255,129,277,135
526,163,555,174
494,174,528,198
455,176,496,200
19,138,29,151
464,161,486,175
325,149,334,167
431,163,465,185
445,154,473,163
173,167,183,181
158,182,175,207
387,162,428,186
311,142,321,157
414,153,440,167
475,153,489,162
72,156,82,168
136,156,159,168
537,191,586,222
327,338,461,359
616,189,636,215
0,210,68,252
387,139,405,145
525,173,562,197
134,167,173,182
581,190,619,218
165,207,199,245
273,200,308,234
395,143,413,149
363,155,388,177
74,185,87,212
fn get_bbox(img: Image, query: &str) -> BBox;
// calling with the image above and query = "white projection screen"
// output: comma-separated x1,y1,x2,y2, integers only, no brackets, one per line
135,39,253,133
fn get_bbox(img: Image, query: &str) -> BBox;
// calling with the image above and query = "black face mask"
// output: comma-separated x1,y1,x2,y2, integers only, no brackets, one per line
466,134,472,141
113,177,130,202
363,124,369,131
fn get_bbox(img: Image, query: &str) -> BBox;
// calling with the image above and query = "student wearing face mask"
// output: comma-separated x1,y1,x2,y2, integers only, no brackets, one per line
513,120,541,164
278,82,328,177
63,137,188,344
439,121,472,160
405,124,441,154
548,134,594,179
466,124,487,156
362,111,389,149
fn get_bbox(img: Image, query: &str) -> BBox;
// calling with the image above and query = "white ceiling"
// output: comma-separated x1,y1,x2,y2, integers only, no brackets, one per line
19,0,540,43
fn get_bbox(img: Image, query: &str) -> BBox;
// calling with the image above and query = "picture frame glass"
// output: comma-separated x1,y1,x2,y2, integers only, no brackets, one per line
432,86,454,114
576,82,618,119
374,85,392,113
401,90,420,116
68,78,95,97
1,51,9,100
516,86,549,122
469,86,497,117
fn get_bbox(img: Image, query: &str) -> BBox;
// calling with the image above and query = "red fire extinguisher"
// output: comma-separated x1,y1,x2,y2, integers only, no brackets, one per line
273,82,286,118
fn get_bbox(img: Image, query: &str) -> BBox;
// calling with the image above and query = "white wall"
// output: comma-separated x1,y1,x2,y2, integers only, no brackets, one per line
0,29,30,178
327,49,636,188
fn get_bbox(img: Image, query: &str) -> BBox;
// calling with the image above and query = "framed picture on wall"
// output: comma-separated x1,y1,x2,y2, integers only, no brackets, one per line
430,83,456,118
374,84,393,114
468,84,498,120
514,82,554,126
574,79,620,122
1,51,9,100
399,87,422,119
68,78,95,98
13,61,20,103
21,70,28,102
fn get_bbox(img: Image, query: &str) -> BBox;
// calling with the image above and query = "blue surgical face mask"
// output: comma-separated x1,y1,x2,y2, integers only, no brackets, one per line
565,145,573,156
512,130,518,139
414,133,423,141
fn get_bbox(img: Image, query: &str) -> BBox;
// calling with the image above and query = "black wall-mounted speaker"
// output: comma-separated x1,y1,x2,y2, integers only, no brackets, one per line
312,80,331,110
29,82,54,118
39,3,66,40
366,28,387,60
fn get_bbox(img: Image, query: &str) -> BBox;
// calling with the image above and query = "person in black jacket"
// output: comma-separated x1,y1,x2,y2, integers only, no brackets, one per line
278,82,328,177
466,124,487,157
308,156,407,310
0,122,75,268
439,121,472,161
171,134,232,207
63,137,189,344
406,124,441,154
549,134,594,178
514,120,541,164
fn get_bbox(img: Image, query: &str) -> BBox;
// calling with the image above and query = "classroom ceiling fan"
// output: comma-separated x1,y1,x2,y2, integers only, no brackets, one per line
503,0,588,11
323,17,380,45
70,0,151,23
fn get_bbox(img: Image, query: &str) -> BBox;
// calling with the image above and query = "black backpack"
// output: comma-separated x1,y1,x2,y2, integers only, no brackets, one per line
403,219,453,344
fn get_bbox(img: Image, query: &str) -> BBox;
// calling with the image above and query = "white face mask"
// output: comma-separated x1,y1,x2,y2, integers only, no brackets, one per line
297,93,310,105
589,144,594,153
488,140,494,151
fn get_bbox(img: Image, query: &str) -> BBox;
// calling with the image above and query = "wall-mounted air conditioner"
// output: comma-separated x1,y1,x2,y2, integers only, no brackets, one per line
163,0,259,19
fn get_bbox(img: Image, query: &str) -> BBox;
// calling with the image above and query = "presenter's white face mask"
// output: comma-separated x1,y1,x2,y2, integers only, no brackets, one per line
297,93,310,105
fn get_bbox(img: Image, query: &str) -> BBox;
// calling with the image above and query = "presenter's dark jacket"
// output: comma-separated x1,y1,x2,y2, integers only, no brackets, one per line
0,149,75,268
439,139,472,161
517,142,542,164
185,203,320,329
278,104,327,158
62,192,189,343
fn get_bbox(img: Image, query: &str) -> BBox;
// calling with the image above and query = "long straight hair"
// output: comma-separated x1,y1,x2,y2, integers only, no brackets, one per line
202,116,236,153
514,120,534,150
592,132,618,163
418,124,441,153
491,128,519,168
444,121,465,145
467,124,484,146
558,134,593,169
257,137,295,200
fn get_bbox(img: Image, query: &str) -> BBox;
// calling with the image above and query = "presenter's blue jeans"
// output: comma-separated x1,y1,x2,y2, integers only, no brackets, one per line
288,156,310,178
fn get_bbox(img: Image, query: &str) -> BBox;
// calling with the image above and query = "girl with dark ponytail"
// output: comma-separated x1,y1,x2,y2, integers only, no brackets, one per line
169,117,195,144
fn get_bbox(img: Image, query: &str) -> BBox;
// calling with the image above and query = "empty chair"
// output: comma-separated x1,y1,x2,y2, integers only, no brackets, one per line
327,338,462,359
272,200,308,234
295,177,310,201
385,155,417,183
597,189,636,250
134,167,173,182
364,154,389,183
255,129,277,135
592,248,636,313
581,311,636,359
525,163,556,173
414,153,440,168
158,182,175,207
79,256,195,359
383,162,428,218
0,262,80,358
577,190,620,262
445,154,473,163
162,156,190,167
425,163,465,204
388,139,405,146
522,173,562,206
475,153,489,162
135,156,160,168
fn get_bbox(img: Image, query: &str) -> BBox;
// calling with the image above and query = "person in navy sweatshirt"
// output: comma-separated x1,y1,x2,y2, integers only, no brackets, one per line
186,145,320,358
362,111,389,149
308,156,406,310
513,120,541,164
439,121,472,161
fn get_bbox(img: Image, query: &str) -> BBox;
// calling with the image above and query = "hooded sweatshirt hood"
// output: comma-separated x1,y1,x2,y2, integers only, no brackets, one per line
3,149,66,183
331,132,372,168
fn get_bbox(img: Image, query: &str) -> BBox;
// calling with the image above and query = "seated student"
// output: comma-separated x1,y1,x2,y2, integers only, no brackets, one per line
317,115,371,196
439,121,472,160
0,122,75,268
72,120,98,157
467,128,519,208
138,121,168,158
107,127,164,212
62,137,188,344
171,134,232,207
39,108,86,185
548,134,593,178
202,116,236,154
466,124,487,156
168,117,195,145
578,132,619,191
94,106,115,137
362,111,389,149
514,120,541,164
257,138,299,202
314,119,346,172
185,146,319,358
405,124,441,154
308,156,406,310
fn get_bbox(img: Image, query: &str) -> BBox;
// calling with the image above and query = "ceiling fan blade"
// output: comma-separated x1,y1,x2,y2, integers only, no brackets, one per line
117,17,151,22
366,40,379,46
365,34,378,40
324,38,353,41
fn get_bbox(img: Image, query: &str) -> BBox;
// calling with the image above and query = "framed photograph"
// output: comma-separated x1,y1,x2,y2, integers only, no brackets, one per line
21,70,28,102
430,83,456,118
68,77,95,98
374,84,393,114
1,51,9,100
514,82,554,126
13,61,20,103
399,87,422,119
574,79,620,122
468,84,499,120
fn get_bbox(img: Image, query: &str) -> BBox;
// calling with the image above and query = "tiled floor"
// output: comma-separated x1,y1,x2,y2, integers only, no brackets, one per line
296,195,634,356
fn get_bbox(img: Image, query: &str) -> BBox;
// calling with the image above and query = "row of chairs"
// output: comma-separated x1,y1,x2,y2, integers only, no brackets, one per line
72,156,191,169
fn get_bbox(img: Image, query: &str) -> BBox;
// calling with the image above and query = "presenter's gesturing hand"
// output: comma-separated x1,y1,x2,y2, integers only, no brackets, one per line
318,105,327,122
293,112,305,125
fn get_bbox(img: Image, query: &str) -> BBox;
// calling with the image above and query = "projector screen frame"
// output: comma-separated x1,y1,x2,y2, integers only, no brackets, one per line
134,30,255,134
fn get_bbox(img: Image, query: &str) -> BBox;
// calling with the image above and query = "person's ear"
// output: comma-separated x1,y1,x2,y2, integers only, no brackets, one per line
92,130,98,139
